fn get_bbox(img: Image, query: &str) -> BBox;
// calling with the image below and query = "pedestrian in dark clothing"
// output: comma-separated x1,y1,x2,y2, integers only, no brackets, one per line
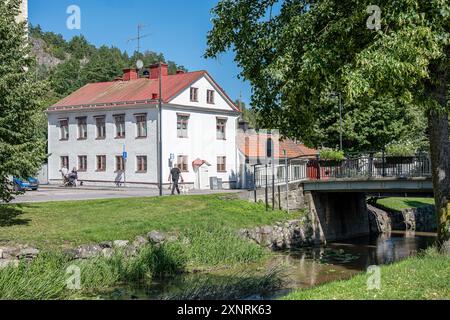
168,164,184,195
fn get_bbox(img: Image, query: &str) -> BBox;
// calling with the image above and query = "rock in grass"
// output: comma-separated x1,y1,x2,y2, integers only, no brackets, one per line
0,247,20,260
99,241,113,249
113,240,129,248
133,236,148,248
75,245,103,259
148,231,165,244
17,248,40,259
0,259,19,269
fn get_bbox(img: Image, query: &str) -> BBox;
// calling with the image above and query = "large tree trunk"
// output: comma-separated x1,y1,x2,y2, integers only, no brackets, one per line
428,110,450,252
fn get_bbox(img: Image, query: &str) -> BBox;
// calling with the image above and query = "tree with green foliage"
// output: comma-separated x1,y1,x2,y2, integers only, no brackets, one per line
205,0,449,250
0,0,48,202
50,57,83,97
80,46,127,84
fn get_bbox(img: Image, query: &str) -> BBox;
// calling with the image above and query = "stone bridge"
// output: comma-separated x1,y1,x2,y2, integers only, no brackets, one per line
242,154,434,242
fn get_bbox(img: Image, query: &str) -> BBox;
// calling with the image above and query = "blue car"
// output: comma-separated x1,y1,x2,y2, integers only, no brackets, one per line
13,177,39,191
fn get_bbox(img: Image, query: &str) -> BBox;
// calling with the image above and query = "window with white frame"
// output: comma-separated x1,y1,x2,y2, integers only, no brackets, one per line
136,114,147,138
116,156,125,172
190,87,198,102
216,118,227,140
78,156,87,172
136,156,147,172
77,117,87,140
60,156,69,169
95,116,106,139
114,114,126,138
217,156,226,172
59,119,69,140
177,155,189,172
96,155,106,172
177,114,189,138
207,90,215,104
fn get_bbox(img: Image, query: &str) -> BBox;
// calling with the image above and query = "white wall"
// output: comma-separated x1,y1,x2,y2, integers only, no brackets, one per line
161,106,239,188
170,75,236,112
163,74,240,188
48,106,158,186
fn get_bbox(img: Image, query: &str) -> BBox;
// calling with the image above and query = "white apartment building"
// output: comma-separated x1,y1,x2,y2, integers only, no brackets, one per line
46,64,241,189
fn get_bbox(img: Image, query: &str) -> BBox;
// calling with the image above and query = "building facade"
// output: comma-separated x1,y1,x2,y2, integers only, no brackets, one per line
47,64,241,189
16,0,27,23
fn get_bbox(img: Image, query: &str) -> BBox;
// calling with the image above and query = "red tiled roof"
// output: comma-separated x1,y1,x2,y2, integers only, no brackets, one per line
238,132,317,159
48,71,239,111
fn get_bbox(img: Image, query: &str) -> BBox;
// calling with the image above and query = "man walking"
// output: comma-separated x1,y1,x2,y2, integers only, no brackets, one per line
168,164,184,195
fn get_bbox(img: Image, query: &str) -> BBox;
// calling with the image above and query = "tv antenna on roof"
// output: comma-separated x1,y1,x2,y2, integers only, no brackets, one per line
127,24,151,55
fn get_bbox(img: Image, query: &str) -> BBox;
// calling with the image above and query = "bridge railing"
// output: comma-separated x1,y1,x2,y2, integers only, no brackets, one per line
312,154,432,180
253,154,431,188
254,159,309,188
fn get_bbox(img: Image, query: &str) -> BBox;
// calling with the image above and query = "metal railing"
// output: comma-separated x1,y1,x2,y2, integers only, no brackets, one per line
253,154,432,189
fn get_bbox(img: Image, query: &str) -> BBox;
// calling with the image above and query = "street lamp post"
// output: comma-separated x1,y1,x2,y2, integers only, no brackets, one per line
339,93,343,151
157,62,163,196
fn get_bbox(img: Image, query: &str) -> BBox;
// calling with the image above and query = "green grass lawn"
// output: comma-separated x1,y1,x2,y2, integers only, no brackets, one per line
0,194,291,248
376,197,435,212
283,248,450,300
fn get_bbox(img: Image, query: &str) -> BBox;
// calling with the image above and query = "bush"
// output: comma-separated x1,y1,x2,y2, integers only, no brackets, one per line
319,148,345,161
385,141,417,157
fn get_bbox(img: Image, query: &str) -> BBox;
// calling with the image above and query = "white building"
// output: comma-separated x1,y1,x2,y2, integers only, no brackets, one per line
16,0,27,23
46,64,241,189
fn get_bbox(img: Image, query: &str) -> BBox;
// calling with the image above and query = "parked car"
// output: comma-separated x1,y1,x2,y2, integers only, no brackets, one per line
13,177,39,191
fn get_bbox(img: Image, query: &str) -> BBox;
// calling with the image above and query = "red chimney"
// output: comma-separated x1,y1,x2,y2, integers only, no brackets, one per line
149,63,168,79
123,68,138,81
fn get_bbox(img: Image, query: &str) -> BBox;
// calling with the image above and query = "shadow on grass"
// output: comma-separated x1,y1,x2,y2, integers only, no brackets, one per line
404,200,435,209
0,205,30,227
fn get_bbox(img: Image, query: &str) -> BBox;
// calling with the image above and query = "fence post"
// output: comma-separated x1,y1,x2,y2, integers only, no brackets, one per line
382,150,386,177
368,153,374,178
316,154,321,180
253,165,257,203
272,162,275,211
265,164,268,211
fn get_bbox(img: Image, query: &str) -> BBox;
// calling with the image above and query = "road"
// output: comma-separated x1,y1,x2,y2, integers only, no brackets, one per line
6,185,237,204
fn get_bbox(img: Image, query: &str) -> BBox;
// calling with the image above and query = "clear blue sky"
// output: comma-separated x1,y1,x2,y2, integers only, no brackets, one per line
29,0,251,105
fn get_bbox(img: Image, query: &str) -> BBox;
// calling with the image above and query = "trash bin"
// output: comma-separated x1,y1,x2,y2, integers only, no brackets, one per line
217,178,223,190
210,177,218,190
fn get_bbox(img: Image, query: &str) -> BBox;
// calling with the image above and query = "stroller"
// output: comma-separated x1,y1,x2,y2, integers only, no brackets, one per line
63,172,78,187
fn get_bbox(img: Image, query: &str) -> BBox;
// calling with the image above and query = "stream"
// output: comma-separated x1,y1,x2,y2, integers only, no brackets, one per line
102,231,436,300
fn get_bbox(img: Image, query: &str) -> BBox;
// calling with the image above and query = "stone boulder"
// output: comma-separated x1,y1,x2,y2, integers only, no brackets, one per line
113,240,129,248
74,244,103,259
17,248,40,260
133,236,148,248
148,231,165,244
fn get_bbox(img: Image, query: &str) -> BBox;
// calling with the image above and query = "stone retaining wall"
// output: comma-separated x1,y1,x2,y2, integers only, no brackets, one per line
369,204,437,233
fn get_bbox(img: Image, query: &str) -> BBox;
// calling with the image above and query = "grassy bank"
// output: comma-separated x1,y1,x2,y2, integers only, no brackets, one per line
0,194,290,248
376,197,435,212
0,194,290,299
0,233,277,300
283,248,450,300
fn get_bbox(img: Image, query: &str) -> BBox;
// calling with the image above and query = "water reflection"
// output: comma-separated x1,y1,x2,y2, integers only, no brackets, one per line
103,231,436,300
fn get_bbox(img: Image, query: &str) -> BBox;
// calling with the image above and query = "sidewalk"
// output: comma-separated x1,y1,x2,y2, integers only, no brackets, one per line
9,184,238,204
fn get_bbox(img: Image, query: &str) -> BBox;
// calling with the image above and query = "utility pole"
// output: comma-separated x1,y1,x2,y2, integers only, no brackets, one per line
157,62,163,196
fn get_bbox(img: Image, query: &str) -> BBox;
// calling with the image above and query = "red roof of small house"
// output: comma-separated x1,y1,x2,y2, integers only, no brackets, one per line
47,70,240,112
192,159,211,169
238,132,317,159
